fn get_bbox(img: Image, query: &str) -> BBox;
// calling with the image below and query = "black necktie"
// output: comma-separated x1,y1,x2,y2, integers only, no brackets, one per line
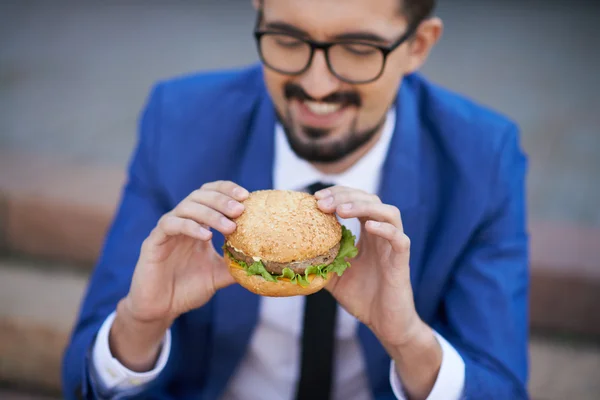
295,182,338,400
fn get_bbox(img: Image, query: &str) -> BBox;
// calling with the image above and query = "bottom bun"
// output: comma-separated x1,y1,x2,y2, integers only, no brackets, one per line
226,254,332,297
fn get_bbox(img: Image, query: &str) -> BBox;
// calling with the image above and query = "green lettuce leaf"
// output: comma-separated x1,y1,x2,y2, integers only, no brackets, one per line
225,225,358,287
224,250,278,282
323,226,359,276
304,264,329,279
247,259,278,283
281,267,311,286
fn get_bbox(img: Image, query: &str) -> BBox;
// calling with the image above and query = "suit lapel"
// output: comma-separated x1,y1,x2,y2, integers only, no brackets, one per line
204,85,276,398
236,86,277,193
377,75,426,296
360,76,428,395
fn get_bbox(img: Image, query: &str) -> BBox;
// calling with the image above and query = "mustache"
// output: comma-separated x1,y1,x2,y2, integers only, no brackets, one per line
284,83,362,107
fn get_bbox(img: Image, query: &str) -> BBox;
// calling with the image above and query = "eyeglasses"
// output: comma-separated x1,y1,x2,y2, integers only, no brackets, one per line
253,17,419,84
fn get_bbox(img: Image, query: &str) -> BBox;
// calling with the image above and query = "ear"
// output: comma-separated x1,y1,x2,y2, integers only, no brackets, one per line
252,0,261,10
405,17,443,74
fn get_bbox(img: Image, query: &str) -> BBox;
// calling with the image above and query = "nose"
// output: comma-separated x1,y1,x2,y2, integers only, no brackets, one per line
297,49,342,100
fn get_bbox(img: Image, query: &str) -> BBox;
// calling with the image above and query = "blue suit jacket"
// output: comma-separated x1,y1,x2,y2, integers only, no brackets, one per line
62,64,529,399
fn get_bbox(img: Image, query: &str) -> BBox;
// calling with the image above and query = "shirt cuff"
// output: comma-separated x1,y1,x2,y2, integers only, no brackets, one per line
91,311,171,391
389,330,465,400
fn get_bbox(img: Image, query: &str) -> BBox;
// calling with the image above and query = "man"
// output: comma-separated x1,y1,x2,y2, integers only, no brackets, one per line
62,0,529,399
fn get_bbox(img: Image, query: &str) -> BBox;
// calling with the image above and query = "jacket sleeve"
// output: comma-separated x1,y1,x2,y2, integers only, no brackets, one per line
434,124,530,399
61,84,172,399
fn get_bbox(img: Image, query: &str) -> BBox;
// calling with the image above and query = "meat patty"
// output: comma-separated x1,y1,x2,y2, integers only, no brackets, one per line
226,242,340,275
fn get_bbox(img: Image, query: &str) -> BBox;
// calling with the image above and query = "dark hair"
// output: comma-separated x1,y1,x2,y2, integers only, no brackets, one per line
401,0,436,25
257,1,436,26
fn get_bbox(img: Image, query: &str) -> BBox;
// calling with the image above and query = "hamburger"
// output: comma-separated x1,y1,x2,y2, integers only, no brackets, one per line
223,189,358,297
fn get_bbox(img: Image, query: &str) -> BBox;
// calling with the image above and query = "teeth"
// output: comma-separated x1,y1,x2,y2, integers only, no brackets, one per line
304,101,342,115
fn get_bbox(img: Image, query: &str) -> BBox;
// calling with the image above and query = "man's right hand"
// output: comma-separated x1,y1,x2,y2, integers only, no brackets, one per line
108,181,249,372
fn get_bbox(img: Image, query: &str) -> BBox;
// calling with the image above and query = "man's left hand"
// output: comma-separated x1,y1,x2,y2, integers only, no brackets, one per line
315,185,420,346
315,185,442,400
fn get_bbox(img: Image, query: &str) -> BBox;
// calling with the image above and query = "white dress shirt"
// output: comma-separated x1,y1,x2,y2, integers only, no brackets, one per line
91,107,466,399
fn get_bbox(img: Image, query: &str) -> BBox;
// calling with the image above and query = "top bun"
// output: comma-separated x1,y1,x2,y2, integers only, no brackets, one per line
226,190,342,263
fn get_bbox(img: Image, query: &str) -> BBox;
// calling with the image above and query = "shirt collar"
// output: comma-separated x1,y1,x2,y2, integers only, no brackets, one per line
273,107,396,194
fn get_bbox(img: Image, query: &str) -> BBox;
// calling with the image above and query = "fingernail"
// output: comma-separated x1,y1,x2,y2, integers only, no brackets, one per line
233,187,248,199
368,221,381,228
340,203,352,211
315,189,331,198
221,217,235,229
319,196,333,207
228,200,241,210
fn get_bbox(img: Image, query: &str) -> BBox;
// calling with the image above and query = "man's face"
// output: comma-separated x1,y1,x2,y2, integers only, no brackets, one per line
258,0,416,163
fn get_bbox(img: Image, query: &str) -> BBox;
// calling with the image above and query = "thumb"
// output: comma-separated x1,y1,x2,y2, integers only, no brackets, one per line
213,257,236,290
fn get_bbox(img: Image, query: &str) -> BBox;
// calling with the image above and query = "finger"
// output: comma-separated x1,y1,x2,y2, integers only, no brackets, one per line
148,214,213,246
365,220,410,254
200,180,249,201
335,201,402,229
313,185,367,200
317,190,380,212
175,201,237,235
213,262,236,291
189,189,245,219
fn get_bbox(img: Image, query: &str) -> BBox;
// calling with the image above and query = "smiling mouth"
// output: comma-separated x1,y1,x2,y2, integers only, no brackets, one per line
293,99,354,130
303,100,343,115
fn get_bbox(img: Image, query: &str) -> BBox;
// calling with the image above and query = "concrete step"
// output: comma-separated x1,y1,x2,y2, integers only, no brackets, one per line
0,389,59,400
1,150,600,339
0,260,88,395
0,150,125,267
529,335,600,400
529,221,600,339
1,259,599,399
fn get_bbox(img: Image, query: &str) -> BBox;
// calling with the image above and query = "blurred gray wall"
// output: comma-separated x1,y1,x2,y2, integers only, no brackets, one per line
1,0,599,226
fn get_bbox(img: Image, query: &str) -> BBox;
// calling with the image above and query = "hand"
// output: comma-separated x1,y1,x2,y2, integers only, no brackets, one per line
111,180,248,371
315,186,442,400
126,180,248,322
315,186,420,346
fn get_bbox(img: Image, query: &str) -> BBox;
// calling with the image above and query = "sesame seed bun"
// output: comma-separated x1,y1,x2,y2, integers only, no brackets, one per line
226,190,342,263
224,189,342,297
226,252,332,297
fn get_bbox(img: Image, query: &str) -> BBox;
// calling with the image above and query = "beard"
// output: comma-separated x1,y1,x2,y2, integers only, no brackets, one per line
277,108,387,163
277,81,389,163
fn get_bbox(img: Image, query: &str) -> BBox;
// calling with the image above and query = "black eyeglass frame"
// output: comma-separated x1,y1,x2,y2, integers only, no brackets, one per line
252,11,423,84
